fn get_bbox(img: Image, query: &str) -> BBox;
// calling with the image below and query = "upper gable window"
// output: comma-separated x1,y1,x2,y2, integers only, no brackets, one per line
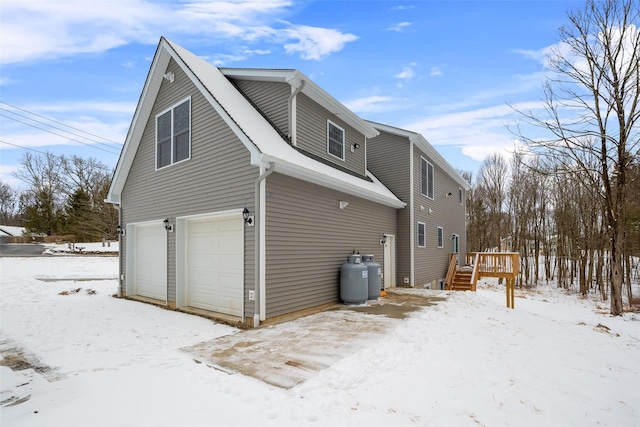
420,157,434,199
156,98,191,170
327,120,345,161
459,187,464,205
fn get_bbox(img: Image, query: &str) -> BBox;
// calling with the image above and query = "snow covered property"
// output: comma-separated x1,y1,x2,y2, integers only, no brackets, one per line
1,256,638,426
105,37,469,327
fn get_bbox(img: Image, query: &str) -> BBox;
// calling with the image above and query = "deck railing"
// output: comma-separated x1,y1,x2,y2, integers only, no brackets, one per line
468,252,520,279
465,252,520,308
444,253,458,290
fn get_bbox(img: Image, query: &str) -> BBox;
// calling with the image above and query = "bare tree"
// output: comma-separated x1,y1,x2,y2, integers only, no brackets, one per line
13,152,66,235
477,153,509,251
513,0,639,315
0,180,18,225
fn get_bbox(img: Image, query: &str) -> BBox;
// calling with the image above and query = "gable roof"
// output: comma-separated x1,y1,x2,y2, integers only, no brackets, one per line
107,38,403,209
368,121,471,191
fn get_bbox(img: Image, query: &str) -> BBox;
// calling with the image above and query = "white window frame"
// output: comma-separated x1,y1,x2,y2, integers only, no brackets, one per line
437,226,444,248
156,97,191,170
327,120,345,161
417,221,426,248
420,157,434,199
459,187,464,205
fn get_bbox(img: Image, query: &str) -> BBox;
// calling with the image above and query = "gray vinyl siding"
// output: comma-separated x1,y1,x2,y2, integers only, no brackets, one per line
232,80,289,137
120,59,258,314
297,93,366,177
413,146,466,286
265,173,396,318
366,130,412,286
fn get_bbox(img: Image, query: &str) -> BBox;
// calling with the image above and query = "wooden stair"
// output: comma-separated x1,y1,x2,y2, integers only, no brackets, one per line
451,269,473,291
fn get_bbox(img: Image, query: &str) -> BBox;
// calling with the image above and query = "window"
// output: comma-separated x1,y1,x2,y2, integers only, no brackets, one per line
417,221,426,248
437,226,444,248
420,157,434,199
459,187,464,205
327,120,345,160
156,98,191,169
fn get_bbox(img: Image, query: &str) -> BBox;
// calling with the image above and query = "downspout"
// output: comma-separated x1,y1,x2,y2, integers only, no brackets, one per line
113,203,123,298
254,162,275,327
409,142,415,286
287,80,305,146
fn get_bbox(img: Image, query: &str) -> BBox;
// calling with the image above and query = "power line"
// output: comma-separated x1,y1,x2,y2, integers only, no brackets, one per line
0,101,122,145
0,106,121,151
0,139,68,159
0,114,121,156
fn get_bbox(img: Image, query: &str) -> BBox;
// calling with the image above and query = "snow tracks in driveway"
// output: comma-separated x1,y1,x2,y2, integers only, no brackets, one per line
182,289,446,389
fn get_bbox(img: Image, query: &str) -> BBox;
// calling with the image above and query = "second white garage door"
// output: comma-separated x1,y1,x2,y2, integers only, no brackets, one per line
186,215,243,317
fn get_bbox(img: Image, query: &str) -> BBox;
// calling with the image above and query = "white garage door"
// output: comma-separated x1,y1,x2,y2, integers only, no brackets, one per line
134,223,167,301
186,215,243,317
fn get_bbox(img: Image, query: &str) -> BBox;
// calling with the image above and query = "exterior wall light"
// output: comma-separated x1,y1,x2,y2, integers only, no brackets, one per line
163,218,174,232
243,208,254,226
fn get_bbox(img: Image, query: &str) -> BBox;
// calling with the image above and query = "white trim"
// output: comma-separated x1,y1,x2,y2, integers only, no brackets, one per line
259,171,267,321
366,121,471,191
437,226,444,248
417,221,426,248
291,87,298,146
326,120,345,161
220,68,380,139
420,156,434,200
409,143,415,286
155,96,192,171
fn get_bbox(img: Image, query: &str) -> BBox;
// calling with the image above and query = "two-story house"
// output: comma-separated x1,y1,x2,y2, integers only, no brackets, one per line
107,37,467,327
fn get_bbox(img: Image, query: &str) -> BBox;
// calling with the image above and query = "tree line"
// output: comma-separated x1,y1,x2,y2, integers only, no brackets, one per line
1,152,117,241
466,0,638,316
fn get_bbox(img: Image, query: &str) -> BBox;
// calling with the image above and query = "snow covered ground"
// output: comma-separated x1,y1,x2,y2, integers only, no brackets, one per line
1,256,638,426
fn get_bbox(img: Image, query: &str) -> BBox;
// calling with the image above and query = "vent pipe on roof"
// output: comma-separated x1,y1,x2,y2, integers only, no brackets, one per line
287,80,305,146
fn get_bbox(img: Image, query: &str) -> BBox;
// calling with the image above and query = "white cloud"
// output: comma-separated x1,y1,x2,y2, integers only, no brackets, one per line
342,96,395,114
0,0,357,65
391,5,415,11
394,66,415,80
430,66,442,77
282,25,358,60
402,101,546,163
387,22,412,32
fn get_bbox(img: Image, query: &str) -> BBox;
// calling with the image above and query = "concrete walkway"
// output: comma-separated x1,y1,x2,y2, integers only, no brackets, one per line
182,289,446,389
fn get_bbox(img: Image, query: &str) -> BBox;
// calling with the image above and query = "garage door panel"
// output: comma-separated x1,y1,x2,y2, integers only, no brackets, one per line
186,215,243,317
134,223,167,301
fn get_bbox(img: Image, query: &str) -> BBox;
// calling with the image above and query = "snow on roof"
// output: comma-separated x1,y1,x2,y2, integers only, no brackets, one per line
0,226,25,237
108,38,404,208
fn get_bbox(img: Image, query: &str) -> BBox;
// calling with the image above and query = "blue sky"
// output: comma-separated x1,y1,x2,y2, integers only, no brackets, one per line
0,0,582,190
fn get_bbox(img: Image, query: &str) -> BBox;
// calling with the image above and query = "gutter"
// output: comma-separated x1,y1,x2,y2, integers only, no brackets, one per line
254,162,275,327
287,80,305,146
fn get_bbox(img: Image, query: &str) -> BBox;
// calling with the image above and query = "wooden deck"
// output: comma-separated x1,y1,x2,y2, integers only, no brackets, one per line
446,252,521,308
